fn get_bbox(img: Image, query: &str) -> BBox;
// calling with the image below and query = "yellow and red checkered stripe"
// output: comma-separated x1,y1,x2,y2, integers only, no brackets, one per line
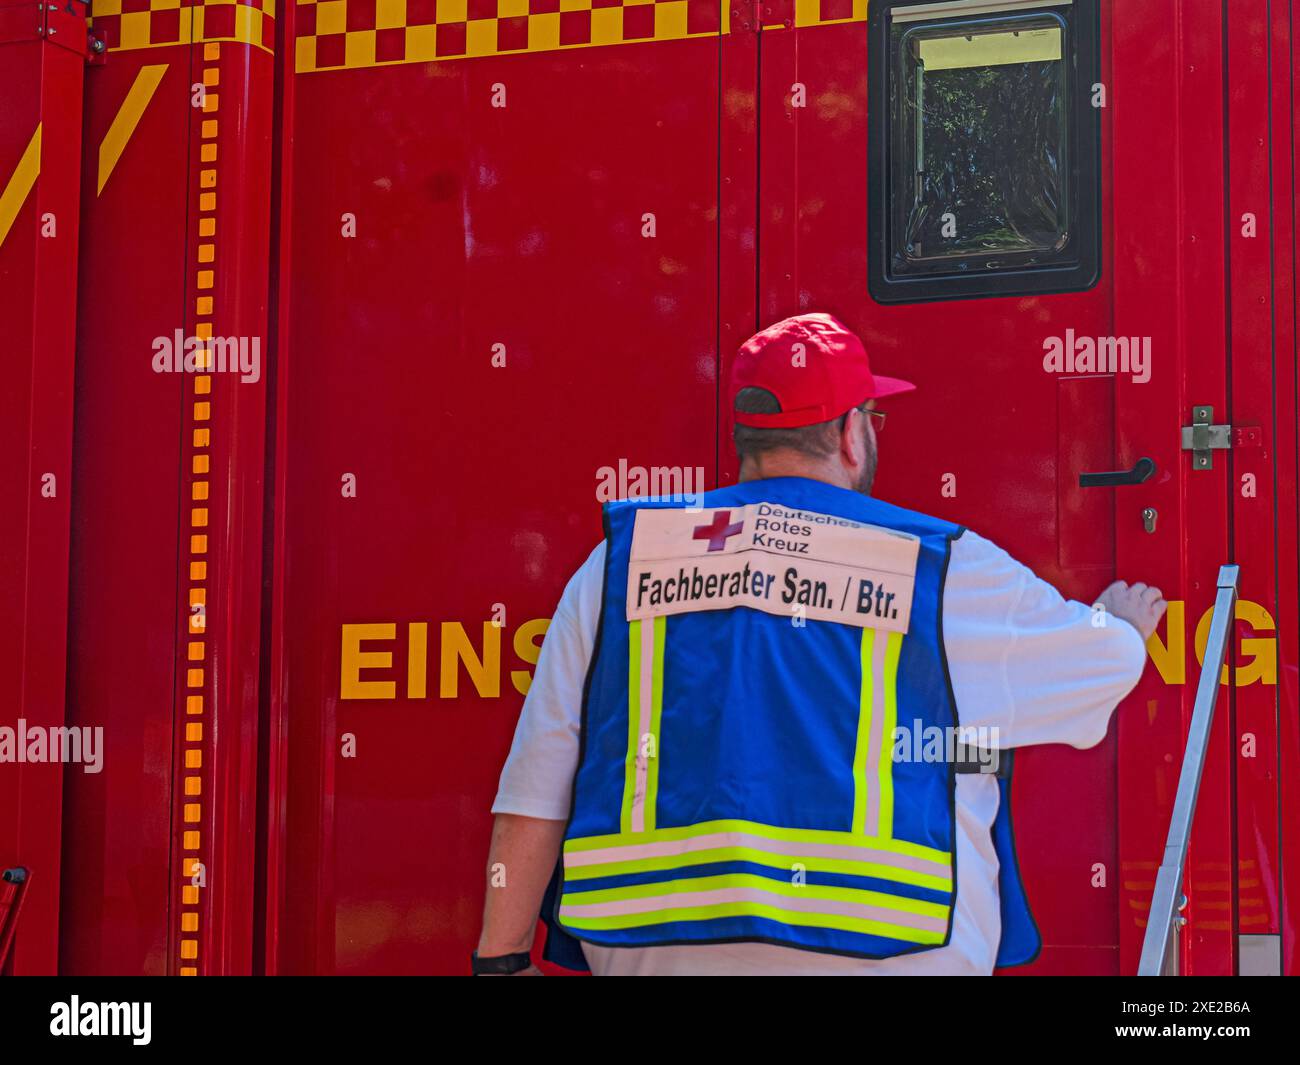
176,37,225,977
85,1,868,75
295,0,868,73
89,0,276,54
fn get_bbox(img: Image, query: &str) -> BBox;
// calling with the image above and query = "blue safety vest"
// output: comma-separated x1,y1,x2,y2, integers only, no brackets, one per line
544,477,1039,968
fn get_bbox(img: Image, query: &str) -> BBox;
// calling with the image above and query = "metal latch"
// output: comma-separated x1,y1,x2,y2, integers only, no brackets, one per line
1181,406,1232,470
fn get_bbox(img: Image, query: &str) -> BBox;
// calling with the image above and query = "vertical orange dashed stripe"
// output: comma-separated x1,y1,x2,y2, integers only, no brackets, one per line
178,38,221,978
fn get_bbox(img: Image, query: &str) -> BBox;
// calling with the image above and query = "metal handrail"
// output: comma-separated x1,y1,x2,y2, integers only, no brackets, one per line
1137,564,1240,976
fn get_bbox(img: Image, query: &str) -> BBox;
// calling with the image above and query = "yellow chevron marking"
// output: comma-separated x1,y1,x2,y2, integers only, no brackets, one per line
98,64,169,196
0,124,41,251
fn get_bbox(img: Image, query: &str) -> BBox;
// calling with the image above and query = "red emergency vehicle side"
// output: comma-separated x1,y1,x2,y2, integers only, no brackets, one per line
0,0,1297,975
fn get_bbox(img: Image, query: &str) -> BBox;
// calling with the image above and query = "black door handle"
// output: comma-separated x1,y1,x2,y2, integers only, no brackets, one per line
1079,457,1156,488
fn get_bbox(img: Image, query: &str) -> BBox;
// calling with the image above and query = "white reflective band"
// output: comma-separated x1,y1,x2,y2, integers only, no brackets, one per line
560,883,950,937
564,823,953,886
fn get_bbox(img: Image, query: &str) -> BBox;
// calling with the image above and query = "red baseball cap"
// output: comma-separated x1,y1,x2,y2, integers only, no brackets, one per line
731,313,915,428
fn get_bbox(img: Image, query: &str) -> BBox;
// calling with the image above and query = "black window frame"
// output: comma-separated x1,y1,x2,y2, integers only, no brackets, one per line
868,0,1102,304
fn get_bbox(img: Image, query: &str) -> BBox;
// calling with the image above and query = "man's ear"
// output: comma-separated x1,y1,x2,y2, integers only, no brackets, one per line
839,412,863,469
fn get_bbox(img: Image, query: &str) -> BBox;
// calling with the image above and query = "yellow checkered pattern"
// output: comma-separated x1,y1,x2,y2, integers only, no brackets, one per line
295,0,868,74
89,0,276,55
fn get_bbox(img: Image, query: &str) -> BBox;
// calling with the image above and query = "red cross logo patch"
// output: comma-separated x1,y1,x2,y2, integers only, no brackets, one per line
692,510,744,552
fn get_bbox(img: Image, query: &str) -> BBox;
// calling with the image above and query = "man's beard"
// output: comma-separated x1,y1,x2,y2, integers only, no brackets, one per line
855,427,878,496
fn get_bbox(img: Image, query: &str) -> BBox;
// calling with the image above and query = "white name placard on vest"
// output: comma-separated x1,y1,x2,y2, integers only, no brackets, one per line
626,502,920,633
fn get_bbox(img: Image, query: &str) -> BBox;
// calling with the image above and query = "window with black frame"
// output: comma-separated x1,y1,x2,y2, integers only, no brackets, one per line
868,0,1100,303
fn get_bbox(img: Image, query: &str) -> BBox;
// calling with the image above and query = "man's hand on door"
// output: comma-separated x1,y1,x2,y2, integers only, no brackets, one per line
1094,580,1169,642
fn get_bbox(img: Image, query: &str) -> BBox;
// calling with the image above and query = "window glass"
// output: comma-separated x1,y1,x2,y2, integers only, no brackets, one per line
889,13,1072,275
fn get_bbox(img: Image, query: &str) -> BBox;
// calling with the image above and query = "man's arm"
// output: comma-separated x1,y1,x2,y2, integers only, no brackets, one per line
476,542,606,971
943,530,1165,749
476,813,567,972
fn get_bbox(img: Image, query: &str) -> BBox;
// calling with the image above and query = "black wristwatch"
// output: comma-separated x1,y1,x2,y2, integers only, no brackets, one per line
471,950,533,976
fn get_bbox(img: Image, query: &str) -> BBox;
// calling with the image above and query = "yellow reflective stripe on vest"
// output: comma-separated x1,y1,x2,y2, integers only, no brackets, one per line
559,875,948,944
880,631,902,836
620,616,665,834
563,872,948,920
645,617,665,825
852,628,903,838
563,820,953,892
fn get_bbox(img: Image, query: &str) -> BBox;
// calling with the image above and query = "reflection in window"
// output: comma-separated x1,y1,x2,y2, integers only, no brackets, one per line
890,15,1071,275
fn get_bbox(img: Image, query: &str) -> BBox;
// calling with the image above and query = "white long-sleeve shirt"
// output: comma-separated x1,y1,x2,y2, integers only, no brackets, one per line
492,527,1148,975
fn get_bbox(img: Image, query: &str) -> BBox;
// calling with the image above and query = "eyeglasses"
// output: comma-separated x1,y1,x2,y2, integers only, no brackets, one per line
856,403,886,432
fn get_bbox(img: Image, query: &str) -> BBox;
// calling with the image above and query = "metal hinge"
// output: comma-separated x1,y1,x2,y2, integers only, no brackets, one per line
730,1,758,32
730,0,793,32
21,1,91,58
1180,405,1232,470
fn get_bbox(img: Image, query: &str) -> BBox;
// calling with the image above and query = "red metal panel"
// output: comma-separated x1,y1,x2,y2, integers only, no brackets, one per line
755,6,1124,973
755,3,799,325
64,51,190,975
63,14,274,973
1226,0,1281,947
258,0,303,977
718,7,760,487
0,1,88,975
171,32,275,978
1276,0,1300,976
1113,0,1234,975
1165,0,1235,976
267,14,724,974
1108,0,1184,974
